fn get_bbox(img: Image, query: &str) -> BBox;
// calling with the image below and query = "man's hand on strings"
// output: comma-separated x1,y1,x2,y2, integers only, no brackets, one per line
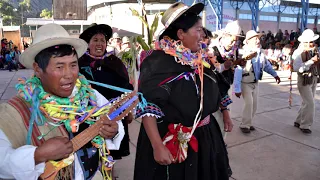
99,116,119,139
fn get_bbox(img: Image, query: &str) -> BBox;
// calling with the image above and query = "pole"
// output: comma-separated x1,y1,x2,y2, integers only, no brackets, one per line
277,11,281,31
80,20,84,33
235,7,239,20
207,0,218,31
202,9,206,28
21,5,23,26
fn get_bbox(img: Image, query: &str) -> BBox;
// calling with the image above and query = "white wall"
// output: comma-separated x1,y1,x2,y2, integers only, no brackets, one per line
88,2,320,37
88,3,171,37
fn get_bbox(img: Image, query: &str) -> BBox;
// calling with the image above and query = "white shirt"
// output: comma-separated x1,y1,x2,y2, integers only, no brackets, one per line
292,49,315,73
0,89,125,180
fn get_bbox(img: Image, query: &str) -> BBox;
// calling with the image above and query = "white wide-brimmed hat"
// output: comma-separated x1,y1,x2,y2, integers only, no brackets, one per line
20,23,88,69
112,32,121,40
122,36,130,44
158,2,204,40
244,30,263,45
223,20,243,37
298,29,319,43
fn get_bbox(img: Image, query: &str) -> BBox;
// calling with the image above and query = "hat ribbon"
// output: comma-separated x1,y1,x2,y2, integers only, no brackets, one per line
165,6,189,28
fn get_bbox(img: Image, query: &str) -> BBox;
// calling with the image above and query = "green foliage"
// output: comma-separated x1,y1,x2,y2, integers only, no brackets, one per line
129,7,162,50
129,8,148,28
136,36,149,50
19,0,31,12
40,8,52,19
119,37,140,90
0,0,31,26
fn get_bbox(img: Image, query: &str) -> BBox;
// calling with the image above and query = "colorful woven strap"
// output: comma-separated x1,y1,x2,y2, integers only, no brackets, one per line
8,96,44,146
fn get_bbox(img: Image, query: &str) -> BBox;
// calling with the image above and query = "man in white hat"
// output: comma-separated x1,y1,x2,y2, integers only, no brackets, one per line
109,32,122,56
210,20,243,138
0,24,125,179
121,36,131,52
292,29,320,134
233,30,281,133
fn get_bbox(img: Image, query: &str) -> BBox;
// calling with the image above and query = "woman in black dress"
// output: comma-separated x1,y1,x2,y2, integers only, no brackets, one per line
78,24,133,160
134,2,232,180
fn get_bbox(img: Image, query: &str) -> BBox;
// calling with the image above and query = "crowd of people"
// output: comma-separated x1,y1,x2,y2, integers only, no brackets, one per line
0,38,29,71
0,2,318,180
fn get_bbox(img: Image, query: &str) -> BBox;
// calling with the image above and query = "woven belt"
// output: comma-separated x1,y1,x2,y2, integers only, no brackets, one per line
197,115,210,128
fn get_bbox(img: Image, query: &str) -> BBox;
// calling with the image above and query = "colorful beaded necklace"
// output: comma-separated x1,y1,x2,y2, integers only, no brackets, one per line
15,74,111,144
155,36,208,137
16,74,114,179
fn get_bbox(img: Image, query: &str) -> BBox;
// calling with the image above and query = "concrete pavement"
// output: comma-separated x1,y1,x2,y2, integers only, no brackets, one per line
0,69,319,180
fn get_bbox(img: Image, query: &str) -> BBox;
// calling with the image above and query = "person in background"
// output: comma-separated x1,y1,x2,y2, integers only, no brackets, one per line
266,30,273,40
22,40,29,50
284,30,290,41
292,29,319,134
121,36,131,52
234,30,281,133
13,46,22,69
280,44,293,72
275,29,283,43
202,27,213,47
295,28,301,40
108,32,122,57
0,49,4,69
4,49,17,72
78,23,133,161
290,30,295,41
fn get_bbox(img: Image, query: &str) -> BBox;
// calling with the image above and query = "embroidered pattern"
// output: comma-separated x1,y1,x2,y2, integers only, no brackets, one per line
221,95,233,107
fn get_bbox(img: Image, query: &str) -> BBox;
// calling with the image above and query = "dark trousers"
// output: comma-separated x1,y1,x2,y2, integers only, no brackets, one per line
8,61,17,71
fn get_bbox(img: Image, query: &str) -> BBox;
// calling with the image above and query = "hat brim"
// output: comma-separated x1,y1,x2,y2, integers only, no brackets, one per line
244,33,263,45
20,38,88,69
79,24,113,43
159,3,204,40
225,31,245,37
298,34,319,43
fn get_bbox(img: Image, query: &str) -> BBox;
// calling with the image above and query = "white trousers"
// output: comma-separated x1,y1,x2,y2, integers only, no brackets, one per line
295,75,318,129
240,82,259,129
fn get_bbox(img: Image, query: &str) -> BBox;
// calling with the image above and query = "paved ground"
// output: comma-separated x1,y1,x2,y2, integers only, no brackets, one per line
1,69,320,180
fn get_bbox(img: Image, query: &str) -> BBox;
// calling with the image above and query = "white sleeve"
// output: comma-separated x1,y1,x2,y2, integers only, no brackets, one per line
93,90,125,150
0,130,45,180
292,54,314,73
218,63,225,73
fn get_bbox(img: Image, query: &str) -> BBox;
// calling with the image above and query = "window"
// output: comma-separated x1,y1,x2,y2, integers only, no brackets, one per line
281,17,297,22
260,15,277,21
308,18,314,24
239,13,252,20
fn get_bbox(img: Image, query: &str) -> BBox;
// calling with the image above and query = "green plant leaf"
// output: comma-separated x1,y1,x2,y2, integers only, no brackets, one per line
129,7,149,28
137,36,150,50
150,13,160,41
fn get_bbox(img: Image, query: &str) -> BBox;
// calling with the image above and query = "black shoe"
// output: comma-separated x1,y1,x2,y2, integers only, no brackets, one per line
250,126,256,131
240,127,250,133
294,122,300,128
300,128,312,134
